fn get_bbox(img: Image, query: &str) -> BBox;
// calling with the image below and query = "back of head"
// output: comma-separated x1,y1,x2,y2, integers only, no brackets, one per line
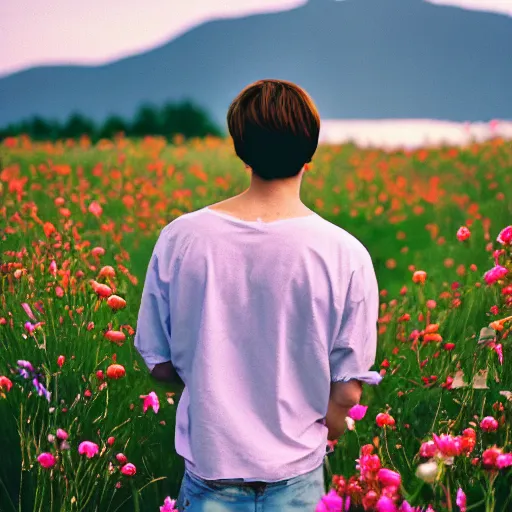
227,79,321,181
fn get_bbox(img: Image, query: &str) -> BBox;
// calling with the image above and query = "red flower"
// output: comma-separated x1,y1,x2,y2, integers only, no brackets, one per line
0,376,13,392
106,364,126,380
104,331,126,345
376,413,395,428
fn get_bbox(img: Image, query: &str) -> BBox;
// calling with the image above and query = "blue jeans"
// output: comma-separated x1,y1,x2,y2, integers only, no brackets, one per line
175,462,326,511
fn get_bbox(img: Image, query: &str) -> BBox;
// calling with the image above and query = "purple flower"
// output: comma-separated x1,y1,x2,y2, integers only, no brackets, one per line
17,360,34,371
32,378,51,402
19,368,30,379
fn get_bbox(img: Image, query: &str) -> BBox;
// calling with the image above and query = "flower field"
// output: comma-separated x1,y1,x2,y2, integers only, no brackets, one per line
0,134,511,512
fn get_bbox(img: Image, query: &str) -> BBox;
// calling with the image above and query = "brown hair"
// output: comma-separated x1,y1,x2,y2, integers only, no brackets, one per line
227,79,320,181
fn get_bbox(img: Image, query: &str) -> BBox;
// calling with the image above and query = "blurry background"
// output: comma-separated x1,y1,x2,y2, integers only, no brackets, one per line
1,0,511,148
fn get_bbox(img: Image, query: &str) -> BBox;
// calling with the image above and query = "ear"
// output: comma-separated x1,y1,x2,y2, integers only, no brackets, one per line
304,163,309,172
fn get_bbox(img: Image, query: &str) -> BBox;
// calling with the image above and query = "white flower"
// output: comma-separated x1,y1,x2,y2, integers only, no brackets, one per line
415,460,438,483
345,417,355,431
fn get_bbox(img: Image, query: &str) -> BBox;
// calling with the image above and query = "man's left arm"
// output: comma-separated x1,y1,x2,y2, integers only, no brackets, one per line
134,230,185,388
151,361,185,387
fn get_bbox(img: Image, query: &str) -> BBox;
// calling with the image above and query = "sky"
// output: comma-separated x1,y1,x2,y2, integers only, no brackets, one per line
1,0,512,77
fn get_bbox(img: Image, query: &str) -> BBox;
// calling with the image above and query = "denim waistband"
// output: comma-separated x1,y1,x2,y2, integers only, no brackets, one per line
191,461,324,487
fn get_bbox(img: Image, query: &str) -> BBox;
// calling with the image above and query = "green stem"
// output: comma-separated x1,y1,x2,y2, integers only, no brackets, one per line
324,455,333,487
466,499,486,511
131,481,141,512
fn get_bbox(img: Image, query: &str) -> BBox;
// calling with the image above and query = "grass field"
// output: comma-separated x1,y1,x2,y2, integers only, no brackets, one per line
0,134,511,512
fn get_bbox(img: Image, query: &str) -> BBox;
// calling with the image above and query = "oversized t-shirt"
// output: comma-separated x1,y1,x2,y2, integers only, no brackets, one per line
134,205,381,482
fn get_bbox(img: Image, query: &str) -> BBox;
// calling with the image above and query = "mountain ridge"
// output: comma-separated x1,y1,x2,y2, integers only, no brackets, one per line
1,0,511,128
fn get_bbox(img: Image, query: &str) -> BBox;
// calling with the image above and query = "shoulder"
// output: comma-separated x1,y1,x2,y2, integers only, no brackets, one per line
157,210,201,239
153,209,207,256
315,216,373,268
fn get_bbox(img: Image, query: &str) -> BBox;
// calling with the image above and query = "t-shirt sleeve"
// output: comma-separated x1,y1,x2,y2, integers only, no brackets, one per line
329,251,382,385
134,228,173,373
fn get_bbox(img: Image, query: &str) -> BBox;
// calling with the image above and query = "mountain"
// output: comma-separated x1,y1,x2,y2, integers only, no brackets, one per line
1,0,511,130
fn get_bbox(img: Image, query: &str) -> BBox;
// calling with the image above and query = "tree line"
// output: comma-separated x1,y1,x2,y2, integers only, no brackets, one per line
0,100,224,141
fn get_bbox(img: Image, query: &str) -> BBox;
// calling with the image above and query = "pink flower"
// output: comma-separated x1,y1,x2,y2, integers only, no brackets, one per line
116,453,128,464
496,453,512,469
377,468,401,488
357,454,382,480
433,434,462,457
456,488,467,512
456,227,471,242
160,496,178,512
490,119,499,132
78,441,99,458
88,201,103,217
480,416,499,433
91,247,105,257
140,391,160,414
57,355,65,368
315,489,345,512
493,249,505,264
348,404,368,421
497,226,512,245
21,302,37,321
494,344,503,365
376,495,398,512
121,463,137,476
49,260,57,277
56,428,68,440
484,265,508,285
37,452,56,468
24,322,36,334
482,447,502,468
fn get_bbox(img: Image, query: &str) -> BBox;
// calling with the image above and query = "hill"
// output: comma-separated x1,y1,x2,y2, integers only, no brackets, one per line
0,0,511,128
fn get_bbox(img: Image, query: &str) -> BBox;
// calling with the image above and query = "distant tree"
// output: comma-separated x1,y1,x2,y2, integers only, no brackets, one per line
61,112,96,139
0,100,222,141
98,115,128,139
29,116,61,140
161,100,222,138
131,104,161,137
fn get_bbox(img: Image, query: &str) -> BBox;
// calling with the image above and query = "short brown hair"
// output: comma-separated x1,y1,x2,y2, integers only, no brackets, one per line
227,79,320,181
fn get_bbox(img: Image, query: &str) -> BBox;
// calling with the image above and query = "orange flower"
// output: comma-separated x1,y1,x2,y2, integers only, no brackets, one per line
412,270,427,284
104,330,126,345
107,295,126,310
423,333,443,343
43,222,56,238
424,323,439,333
90,280,112,298
106,364,126,379
91,247,105,258
98,266,116,278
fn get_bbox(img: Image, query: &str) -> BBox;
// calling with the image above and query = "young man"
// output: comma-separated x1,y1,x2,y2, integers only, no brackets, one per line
134,79,382,511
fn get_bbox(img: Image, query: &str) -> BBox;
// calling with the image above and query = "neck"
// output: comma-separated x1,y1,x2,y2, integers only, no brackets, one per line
240,169,306,209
